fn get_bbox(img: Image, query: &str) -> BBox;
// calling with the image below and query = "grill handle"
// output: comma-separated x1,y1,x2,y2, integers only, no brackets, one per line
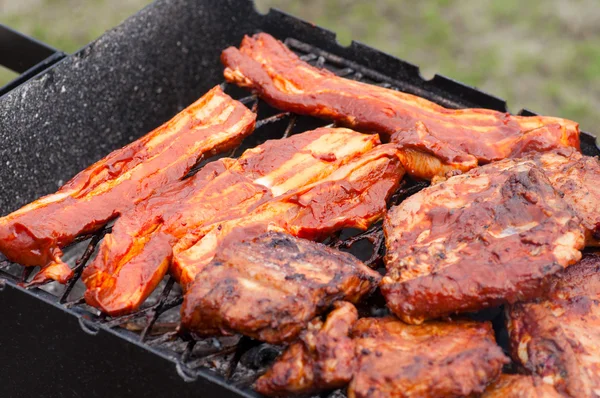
0,24,66,96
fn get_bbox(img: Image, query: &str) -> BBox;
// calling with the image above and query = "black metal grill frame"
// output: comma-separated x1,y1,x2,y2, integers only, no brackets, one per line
1,2,599,398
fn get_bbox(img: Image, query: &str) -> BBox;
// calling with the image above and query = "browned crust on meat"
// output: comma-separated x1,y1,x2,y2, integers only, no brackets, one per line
255,301,358,396
506,253,600,398
348,317,508,398
382,159,585,324
180,233,380,344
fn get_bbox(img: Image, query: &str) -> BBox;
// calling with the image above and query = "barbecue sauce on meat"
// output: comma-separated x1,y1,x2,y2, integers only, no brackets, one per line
222,32,580,179
0,86,256,284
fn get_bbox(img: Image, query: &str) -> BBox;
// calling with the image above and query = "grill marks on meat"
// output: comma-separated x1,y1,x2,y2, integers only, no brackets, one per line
180,234,379,344
172,143,403,288
530,148,600,247
0,86,255,284
82,128,379,315
381,159,585,324
506,253,600,398
349,317,508,398
255,301,358,396
481,374,562,398
221,32,580,179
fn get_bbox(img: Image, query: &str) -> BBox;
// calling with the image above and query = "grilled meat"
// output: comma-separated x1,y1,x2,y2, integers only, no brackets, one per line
381,159,585,324
173,143,403,288
481,374,562,398
83,127,379,315
255,301,358,396
349,317,508,398
0,86,255,284
530,148,600,246
222,32,580,179
506,253,600,398
180,234,379,344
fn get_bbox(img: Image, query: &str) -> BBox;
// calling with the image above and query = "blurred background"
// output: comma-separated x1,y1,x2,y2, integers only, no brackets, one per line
1,0,598,134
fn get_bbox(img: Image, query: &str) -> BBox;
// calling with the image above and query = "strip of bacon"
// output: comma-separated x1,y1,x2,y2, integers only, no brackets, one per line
176,143,404,323
222,33,580,179
0,86,255,285
82,128,379,315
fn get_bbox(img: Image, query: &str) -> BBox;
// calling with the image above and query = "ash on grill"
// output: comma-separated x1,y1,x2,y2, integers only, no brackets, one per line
0,39,431,398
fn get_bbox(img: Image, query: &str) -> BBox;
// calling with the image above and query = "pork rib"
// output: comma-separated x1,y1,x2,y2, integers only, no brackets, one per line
222,33,580,179
506,254,600,398
82,128,379,315
0,86,255,284
255,301,359,396
173,143,403,289
349,317,508,398
381,158,585,324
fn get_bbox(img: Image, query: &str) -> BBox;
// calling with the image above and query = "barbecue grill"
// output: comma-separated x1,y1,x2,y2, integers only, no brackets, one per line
1,1,599,397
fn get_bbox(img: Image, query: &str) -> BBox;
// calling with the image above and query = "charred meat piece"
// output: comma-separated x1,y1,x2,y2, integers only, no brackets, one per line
481,374,562,398
531,148,600,246
180,234,379,344
382,159,585,324
507,253,600,398
222,32,579,179
83,127,378,315
173,143,403,288
349,317,508,398
255,301,358,396
0,86,255,284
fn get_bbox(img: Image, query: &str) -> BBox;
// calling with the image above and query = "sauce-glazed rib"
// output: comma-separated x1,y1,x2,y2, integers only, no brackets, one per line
0,86,255,284
173,143,403,288
222,33,580,179
381,159,585,324
255,301,358,396
180,233,377,344
507,254,600,398
530,148,600,247
481,374,562,398
349,317,508,398
178,146,402,340
82,128,379,315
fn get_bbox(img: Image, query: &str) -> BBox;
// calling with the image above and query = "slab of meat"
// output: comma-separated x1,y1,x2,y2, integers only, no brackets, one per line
0,86,255,284
349,317,508,398
530,148,600,246
506,253,600,398
381,159,585,324
481,374,562,398
173,143,403,288
180,234,379,344
83,128,378,315
222,32,580,179
255,301,358,396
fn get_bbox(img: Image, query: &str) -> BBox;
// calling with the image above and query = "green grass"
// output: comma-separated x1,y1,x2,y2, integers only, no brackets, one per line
2,0,598,136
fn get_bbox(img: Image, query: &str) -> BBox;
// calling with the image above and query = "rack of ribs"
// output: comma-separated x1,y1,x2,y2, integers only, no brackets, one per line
173,143,403,290
349,317,508,398
221,32,580,179
178,145,403,340
0,86,255,285
82,128,379,315
506,253,600,398
381,158,585,324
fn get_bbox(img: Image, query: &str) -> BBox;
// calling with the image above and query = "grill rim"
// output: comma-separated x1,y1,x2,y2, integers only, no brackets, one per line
1,1,599,398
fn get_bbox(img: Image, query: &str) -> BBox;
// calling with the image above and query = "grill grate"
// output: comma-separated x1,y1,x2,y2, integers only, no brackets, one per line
0,38,429,397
